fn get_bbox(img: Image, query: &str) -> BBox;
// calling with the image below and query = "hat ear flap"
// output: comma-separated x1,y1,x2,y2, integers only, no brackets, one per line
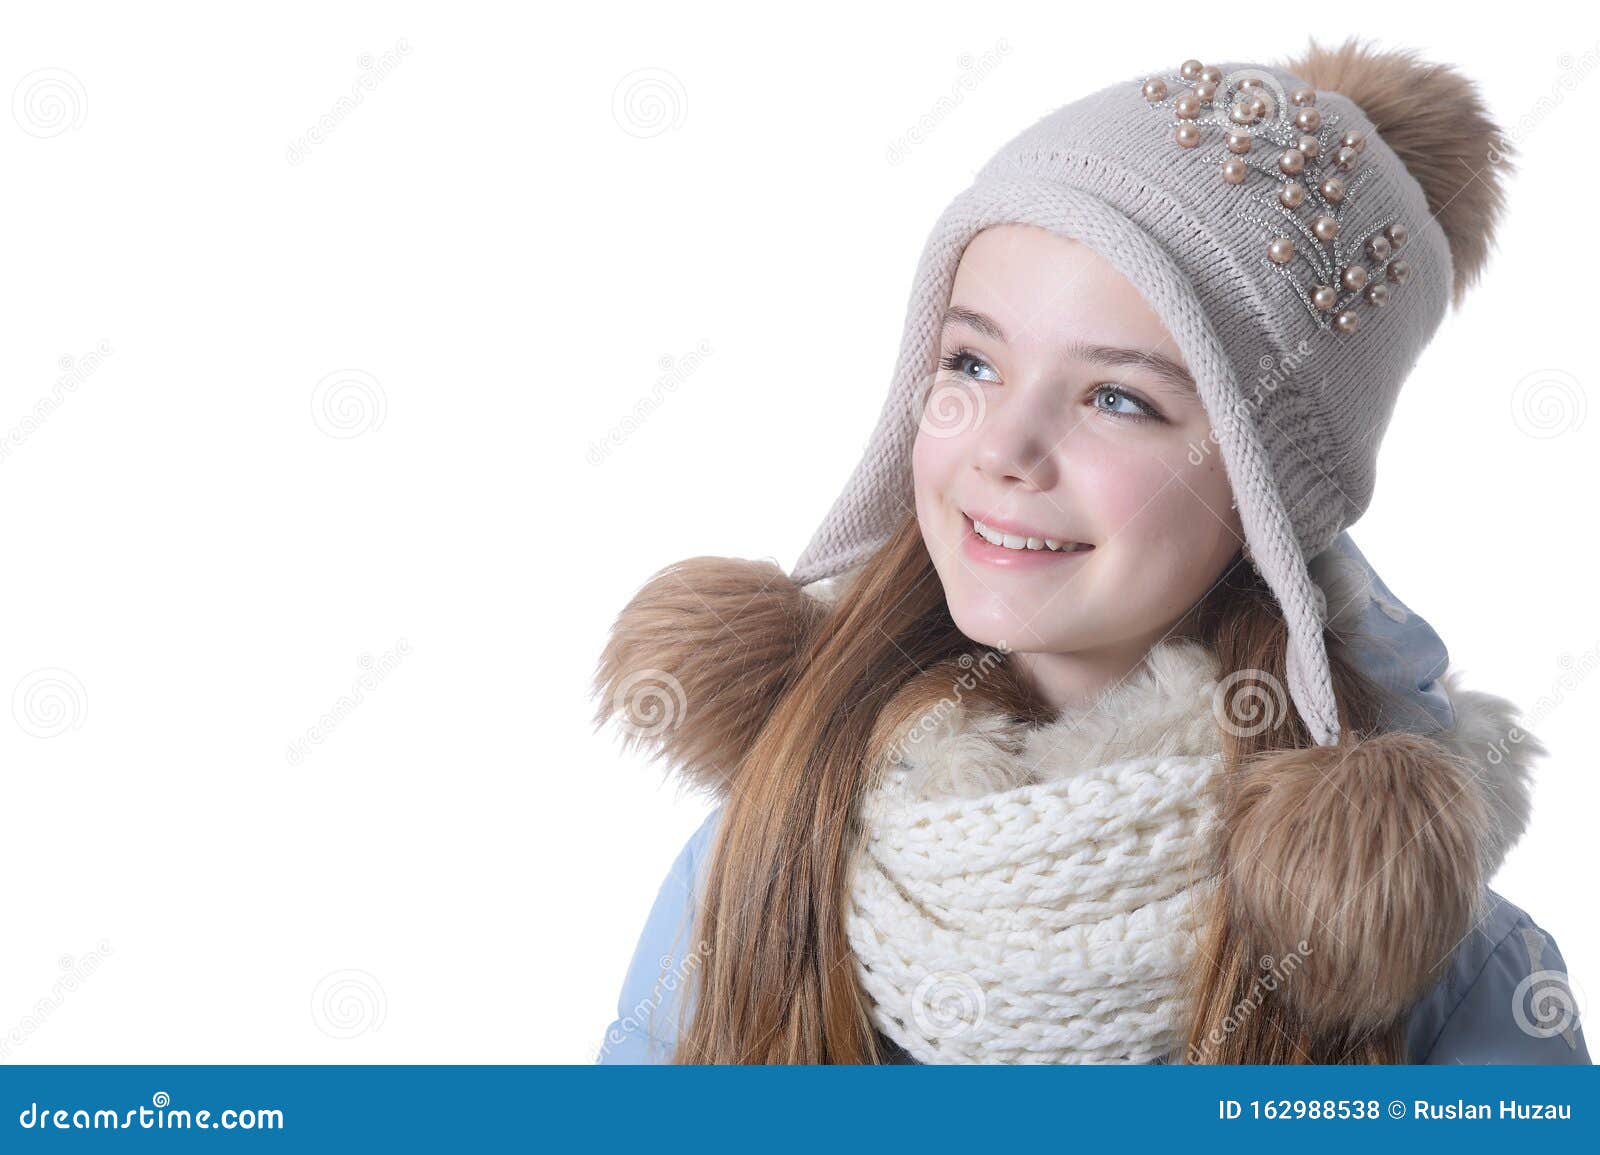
1217,730,1492,1035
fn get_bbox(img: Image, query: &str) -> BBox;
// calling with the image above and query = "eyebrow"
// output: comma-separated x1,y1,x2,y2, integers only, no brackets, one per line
941,305,1198,397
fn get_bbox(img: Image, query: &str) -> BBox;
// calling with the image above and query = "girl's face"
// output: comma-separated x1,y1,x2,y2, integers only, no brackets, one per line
912,224,1244,698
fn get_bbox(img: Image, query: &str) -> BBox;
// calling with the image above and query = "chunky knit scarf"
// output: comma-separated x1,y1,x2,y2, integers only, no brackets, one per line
845,638,1228,1064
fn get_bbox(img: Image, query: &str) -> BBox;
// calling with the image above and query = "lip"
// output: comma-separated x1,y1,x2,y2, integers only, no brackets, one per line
962,508,1091,546
960,512,1095,569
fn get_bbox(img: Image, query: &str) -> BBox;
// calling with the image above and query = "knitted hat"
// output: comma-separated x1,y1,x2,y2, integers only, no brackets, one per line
789,39,1512,745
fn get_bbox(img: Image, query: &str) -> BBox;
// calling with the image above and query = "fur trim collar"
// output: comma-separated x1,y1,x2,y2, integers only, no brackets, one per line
886,638,1224,799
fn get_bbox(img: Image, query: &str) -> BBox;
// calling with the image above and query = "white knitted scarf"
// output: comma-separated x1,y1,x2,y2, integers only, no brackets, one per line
846,638,1229,1064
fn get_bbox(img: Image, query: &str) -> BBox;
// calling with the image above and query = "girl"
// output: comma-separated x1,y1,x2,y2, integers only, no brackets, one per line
592,37,1588,1064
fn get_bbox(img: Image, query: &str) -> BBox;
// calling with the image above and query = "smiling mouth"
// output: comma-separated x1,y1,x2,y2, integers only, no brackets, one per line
966,514,1094,554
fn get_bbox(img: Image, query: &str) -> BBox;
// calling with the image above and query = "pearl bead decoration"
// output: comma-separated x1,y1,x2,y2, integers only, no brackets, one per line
1139,58,1412,335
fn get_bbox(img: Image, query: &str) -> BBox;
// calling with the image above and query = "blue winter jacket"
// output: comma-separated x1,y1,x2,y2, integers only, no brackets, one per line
596,806,1590,1065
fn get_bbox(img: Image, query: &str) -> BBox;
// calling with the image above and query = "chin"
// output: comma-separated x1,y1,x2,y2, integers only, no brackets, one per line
946,594,1048,654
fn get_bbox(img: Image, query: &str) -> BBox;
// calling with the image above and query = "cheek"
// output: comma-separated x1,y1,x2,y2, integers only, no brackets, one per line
912,427,964,506
1070,441,1173,536
1072,437,1235,548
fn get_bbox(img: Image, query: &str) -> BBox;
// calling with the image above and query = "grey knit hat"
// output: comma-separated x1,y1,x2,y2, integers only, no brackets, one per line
790,44,1508,746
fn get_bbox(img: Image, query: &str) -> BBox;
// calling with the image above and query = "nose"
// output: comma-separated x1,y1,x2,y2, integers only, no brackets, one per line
970,385,1060,491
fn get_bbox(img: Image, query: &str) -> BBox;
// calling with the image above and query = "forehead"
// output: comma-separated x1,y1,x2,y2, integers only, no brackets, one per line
950,224,1171,351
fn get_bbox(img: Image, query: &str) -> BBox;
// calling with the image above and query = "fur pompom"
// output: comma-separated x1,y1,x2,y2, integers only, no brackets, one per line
1218,731,1493,1034
1279,36,1514,307
590,556,830,798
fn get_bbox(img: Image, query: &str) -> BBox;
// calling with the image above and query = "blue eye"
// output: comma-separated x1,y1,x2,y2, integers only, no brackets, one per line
938,348,1000,383
1091,384,1162,422
937,349,1164,424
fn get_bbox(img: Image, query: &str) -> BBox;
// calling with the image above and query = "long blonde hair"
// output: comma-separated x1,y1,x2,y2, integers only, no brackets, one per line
621,508,1412,1064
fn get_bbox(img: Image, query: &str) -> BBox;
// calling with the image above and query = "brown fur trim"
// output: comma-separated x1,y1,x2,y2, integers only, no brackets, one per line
1217,731,1493,1035
1279,36,1514,307
590,557,830,798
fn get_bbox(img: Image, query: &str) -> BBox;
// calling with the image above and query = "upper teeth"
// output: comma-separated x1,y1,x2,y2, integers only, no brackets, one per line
972,518,1086,552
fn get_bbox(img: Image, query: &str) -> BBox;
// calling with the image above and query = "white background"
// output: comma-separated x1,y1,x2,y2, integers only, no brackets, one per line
2,2,1595,1063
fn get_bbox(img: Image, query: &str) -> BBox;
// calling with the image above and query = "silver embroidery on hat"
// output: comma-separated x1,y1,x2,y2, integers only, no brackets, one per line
1140,60,1413,336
